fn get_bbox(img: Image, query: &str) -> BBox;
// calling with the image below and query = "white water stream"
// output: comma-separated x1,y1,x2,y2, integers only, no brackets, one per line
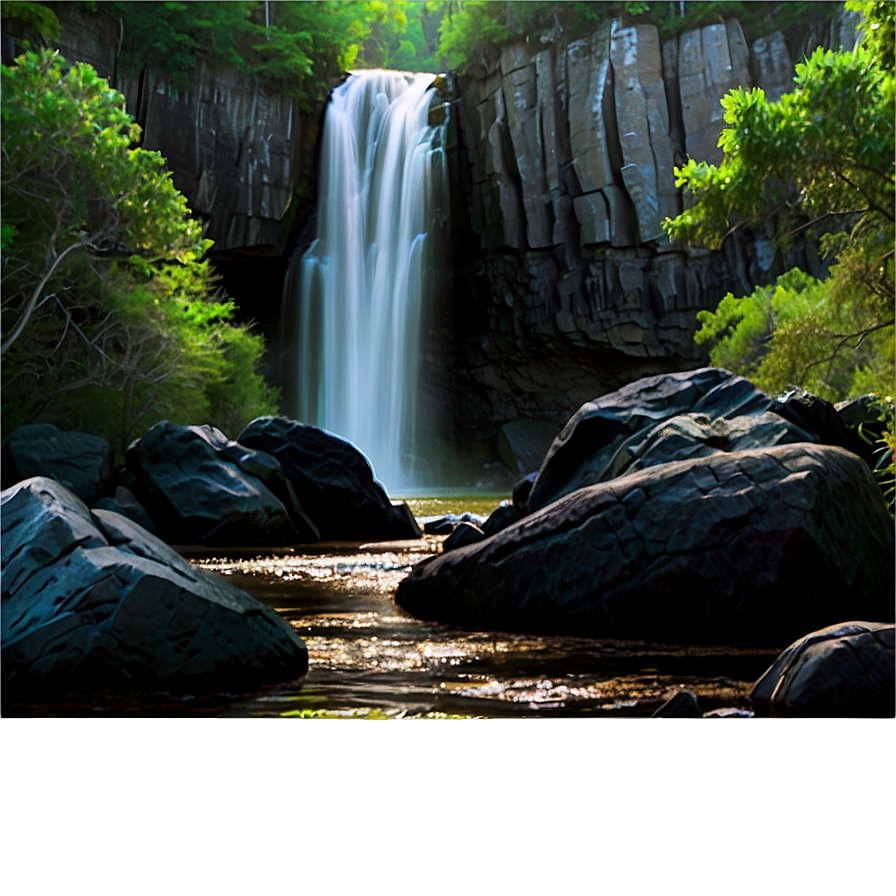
282,70,448,493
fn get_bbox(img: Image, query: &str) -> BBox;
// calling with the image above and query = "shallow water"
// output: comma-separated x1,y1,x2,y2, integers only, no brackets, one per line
6,497,781,718
184,537,774,719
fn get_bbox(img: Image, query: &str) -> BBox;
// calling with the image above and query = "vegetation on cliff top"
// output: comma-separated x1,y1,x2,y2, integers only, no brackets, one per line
1,49,278,457
665,0,894,404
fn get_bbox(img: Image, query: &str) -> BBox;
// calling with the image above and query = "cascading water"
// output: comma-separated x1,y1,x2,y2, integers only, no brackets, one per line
281,70,448,494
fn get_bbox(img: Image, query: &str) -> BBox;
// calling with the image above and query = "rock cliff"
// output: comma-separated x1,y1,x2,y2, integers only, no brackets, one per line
437,12,858,442
2,4,859,460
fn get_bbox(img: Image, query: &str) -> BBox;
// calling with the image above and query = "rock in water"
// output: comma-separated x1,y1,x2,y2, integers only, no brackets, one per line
395,444,894,647
751,622,895,717
6,423,113,505
1,477,309,692
125,420,318,546
237,416,421,541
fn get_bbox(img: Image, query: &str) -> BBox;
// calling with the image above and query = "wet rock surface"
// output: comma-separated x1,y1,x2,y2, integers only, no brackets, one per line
396,444,895,647
751,622,895,717
237,416,422,542
125,420,315,546
1,477,309,694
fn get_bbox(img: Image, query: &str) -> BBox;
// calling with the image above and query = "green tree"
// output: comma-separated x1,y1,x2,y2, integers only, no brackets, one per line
664,1,894,402
1,49,277,455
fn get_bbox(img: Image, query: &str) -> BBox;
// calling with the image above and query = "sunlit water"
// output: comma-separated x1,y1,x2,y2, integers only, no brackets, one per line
7,497,780,718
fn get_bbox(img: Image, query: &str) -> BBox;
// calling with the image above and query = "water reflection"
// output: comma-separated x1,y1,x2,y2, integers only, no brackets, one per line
196,544,776,719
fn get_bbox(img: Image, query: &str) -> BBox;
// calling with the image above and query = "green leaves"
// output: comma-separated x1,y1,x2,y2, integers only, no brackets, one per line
1,49,278,456
664,2,894,408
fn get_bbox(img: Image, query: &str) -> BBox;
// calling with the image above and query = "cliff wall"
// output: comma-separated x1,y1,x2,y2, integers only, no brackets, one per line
437,11,859,441
3,4,860,454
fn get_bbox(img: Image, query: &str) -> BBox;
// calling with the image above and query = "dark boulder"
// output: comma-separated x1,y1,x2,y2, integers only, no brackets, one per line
396,444,894,646
772,389,864,457
511,472,537,516
475,461,518,492
481,501,520,537
6,423,113,505
93,486,157,536
125,421,318,546
442,521,487,552
526,368,796,513
653,690,702,718
1,477,309,692
496,419,561,477
237,416,421,541
423,512,485,535
751,622,895,717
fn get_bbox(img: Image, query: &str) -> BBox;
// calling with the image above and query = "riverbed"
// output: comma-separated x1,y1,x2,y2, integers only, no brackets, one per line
5,496,782,718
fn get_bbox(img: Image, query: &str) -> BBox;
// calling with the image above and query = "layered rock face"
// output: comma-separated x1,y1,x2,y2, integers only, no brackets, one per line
8,3,319,254
442,16,846,440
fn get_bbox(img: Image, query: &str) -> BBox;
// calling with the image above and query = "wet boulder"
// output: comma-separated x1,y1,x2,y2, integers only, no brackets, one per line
1,477,309,692
125,421,318,546
5,423,113,505
751,622,895,717
396,444,894,647
526,368,793,513
237,416,421,541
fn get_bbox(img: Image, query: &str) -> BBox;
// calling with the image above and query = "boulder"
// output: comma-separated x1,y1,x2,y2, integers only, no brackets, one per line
237,416,421,541
6,423,113,505
395,444,894,646
751,622,895,717
628,410,815,473
475,461,518,492
125,420,318,546
482,501,520,537
772,389,863,457
526,367,801,513
653,689,702,718
93,486,157,536
512,472,538,516
443,521,487,553
1,477,309,692
496,419,560,477
423,512,485,536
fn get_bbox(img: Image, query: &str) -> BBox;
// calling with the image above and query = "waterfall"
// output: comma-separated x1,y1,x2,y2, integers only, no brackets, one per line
282,70,448,494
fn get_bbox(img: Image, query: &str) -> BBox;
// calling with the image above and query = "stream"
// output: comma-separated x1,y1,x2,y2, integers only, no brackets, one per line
7,496,781,718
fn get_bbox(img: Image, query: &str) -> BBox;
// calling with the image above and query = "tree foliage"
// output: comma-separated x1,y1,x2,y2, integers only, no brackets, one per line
432,2,835,71
1,49,278,456
664,1,894,403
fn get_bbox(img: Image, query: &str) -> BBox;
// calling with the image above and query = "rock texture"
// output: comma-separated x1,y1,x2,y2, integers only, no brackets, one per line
237,416,422,541
1,477,309,691
2,3,319,254
125,420,318,546
751,622,895,717
440,14,845,442
395,444,895,646
525,367,813,512
5,424,113,506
